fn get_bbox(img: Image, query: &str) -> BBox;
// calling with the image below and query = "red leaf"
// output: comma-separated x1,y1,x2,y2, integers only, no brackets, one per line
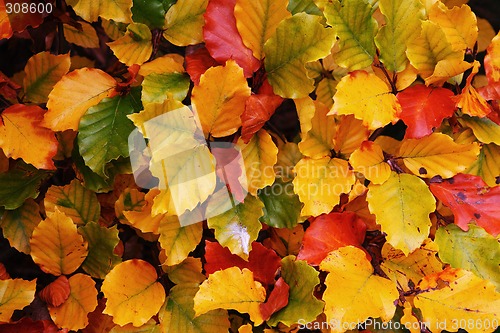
259,277,290,321
478,81,500,101
297,212,368,266
211,145,246,202
39,276,71,307
3,0,43,34
0,262,10,280
430,174,500,236
0,318,62,333
204,240,281,286
397,85,455,139
0,71,20,100
203,0,260,78
240,93,283,143
185,45,220,85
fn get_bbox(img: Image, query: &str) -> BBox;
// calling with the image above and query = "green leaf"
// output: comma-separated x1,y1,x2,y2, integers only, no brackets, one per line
375,0,424,72
264,13,336,98
163,0,208,46
72,140,113,193
258,179,303,228
207,194,264,260
141,73,190,104
435,224,500,291
78,89,142,177
79,222,122,279
323,0,377,71
287,0,322,16
0,162,50,210
158,283,230,333
268,256,324,326
45,179,101,226
0,199,41,254
132,0,166,29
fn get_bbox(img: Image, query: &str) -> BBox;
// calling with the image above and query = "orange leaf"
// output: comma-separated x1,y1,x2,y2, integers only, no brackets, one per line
39,276,70,307
484,31,500,83
259,277,289,321
454,61,491,117
240,92,283,143
0,104,58,170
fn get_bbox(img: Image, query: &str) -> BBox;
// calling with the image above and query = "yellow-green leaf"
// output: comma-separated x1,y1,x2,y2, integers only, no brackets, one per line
459,114,500,145
367,172,436,255
30,209,88,276
23,52,70,104
107,23,152,66
0,199,41,254
164,257,206,285
158,215,203,266
234,0,291,59
63,22,100,48
0,278,36,322
69,0,132,23
264,13,336,98
464,143,500,187
298,100,336,159
163,0,208,46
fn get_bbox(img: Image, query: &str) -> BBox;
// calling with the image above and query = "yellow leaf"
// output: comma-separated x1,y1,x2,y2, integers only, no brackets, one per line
163,257,205,284
330,71,401,130
192,60,250,137
477,18,496,53
234,0,291,59
163,0,208,46
401,303,420,333
485,31,500,82
0,104,58,170
293,157,355,216
316,78,337,109
238,130,278,196
320,246,399,333
0,199,41,254
238,324,253,333
424,58,473,86
63,22,99,48
398,132,480,178
295,96,316,135
30,209,88,276
122,189,163,234
48,274,98,331
414,268,500,333
158,215,203,266
367,172,436,255
332,115,370,158
23,52,70,103
107,23,152,66
69,0,132,23
298,101,336,159
0,278,36,322
43,68,116,131
138,54,185,76
102,259,166,327
407,20,463,79
428,3,478,52
194,267,266,325
464,143,500,187
349,141,391,185
110,319,161,333
380,239,443,292
459,115,500,145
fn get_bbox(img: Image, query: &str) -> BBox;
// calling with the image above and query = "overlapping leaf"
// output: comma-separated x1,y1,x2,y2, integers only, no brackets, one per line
0,278,36,322
163,0,208,46
108,23,152,66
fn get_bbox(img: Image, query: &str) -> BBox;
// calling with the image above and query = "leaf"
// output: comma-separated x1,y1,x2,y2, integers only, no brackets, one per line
424,58,473,86
367,172,436,255
0,104,58,169
0,278,36,322
297,212,367,266
429,173,500,236
0,199,40,254
48,274,98,331
159,283,229,333
320,246,398,332
238,130,278,196
464,143,500,187
258,178,302,229
292,157,355,216
267,256,324,326
0,162,49,210
121,189,163,234
131,0,166,29
193,267,266,325
240,92,283,144
141,72,191,105
428,2,478,52
375,0,424,72
185,45,219,85
78,91,141,177
397,85,456,139
398,132,480,178
0,0,43,39
204,241,281,286
414,268,500,333
454,61,491,117
207,194,263,259
39,276,70,307
380,239,443,292
164,257,206,285
316,77,337,108
109,320,161,333
234,0,291,59
406,20,463,79
435,224,500,290
323,0,377,71
43,68,116,131
79,222,122,279
264,13,335,98
102,260,166,327
44,179,101,226
158,215,203,266
298,100,336,159
259,277,289,321
203,0,260,78
263,225,304,258
485,31,500,83
459,114,500,145
23,52,70,103
332,115,370,157
30,209,88,276
69,0,132,23
63,22,100,48
329,71,401,130
107,23,152,66
139,54,185,76
163,0,208,46
192,60,251,138
0,0,13,39
275,141,302,181
349,141,392,185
